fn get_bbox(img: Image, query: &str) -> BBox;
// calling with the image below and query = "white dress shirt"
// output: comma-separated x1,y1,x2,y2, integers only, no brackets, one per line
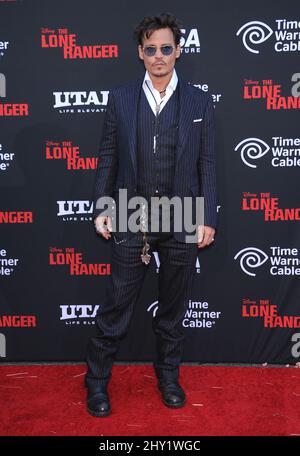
142,68,178,116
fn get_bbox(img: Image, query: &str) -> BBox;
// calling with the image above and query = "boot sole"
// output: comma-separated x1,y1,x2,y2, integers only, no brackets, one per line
162,398,186,408
87,407,111,417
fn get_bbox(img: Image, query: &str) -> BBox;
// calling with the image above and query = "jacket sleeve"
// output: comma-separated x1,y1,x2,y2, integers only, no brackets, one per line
198,94,217,229
92,90,118,220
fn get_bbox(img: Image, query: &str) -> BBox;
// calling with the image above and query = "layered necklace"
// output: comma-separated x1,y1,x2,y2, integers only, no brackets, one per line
145,80,168,115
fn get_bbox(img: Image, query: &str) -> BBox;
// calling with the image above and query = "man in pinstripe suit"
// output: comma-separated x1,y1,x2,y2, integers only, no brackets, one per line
85,13,217,417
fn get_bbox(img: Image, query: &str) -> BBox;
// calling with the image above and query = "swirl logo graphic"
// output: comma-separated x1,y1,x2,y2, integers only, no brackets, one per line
236,21,273,54
234,247,269,276
235,138,270,168
147,300,159,317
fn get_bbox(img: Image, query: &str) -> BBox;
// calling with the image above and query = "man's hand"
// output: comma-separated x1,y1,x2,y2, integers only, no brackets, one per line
197,225,215,248
94,215,112,240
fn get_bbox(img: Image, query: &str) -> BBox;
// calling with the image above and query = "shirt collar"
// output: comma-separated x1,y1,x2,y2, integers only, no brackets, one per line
143,68,178,93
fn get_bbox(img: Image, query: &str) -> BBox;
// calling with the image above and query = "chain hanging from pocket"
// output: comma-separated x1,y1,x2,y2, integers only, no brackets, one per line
140,201,151,265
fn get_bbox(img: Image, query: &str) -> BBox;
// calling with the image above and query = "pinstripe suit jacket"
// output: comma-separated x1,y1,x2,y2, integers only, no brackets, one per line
93,74,217,243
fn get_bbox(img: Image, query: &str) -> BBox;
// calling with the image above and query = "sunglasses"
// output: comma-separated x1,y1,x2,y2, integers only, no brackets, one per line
142,45,174,57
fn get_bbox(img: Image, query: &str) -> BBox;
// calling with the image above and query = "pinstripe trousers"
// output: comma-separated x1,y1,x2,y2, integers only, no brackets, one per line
85,229,198,392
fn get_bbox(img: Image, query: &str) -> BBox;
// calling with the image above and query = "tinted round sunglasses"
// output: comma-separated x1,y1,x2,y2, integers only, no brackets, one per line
142,45,175,57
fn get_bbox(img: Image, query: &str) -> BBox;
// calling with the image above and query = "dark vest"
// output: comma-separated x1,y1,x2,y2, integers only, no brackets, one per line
136,85,180,199
136,85,180,233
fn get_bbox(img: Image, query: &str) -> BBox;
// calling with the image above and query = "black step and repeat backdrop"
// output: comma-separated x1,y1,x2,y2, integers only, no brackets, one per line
0,0,300,364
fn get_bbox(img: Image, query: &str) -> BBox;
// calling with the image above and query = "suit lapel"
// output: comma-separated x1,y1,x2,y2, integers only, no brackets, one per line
176,77,195,167
123,77,143,183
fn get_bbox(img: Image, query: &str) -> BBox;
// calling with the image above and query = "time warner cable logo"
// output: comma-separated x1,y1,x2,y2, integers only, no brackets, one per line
235,247,300,276
237,19,300,54
0,40,9,59
235,138,270,168
234,247,268,276
235,136,300,168
236,21,273,54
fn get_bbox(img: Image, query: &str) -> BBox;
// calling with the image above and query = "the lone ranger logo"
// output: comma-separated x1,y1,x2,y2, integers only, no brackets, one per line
0,211,33,224
45,141,99,170
234,246,300,276
242,192,300,222
60,305,100,326
0,248,19,277
53,90,109,114
49,247,110,276
180,28,200,54
243,78,300,110
237,19,300,54
242,298,300,329
57,200,93,221
0,315,36,328
41,28,118,59
235,137,300,168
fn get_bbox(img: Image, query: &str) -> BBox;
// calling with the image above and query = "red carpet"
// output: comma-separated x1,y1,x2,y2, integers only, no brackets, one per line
0,364,300,436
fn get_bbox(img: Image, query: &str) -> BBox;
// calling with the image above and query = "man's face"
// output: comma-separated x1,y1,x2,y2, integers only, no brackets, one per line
138,27,181,78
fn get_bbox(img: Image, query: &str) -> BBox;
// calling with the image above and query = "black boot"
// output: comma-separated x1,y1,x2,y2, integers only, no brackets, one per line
157,379,186,408
86,386,111,417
